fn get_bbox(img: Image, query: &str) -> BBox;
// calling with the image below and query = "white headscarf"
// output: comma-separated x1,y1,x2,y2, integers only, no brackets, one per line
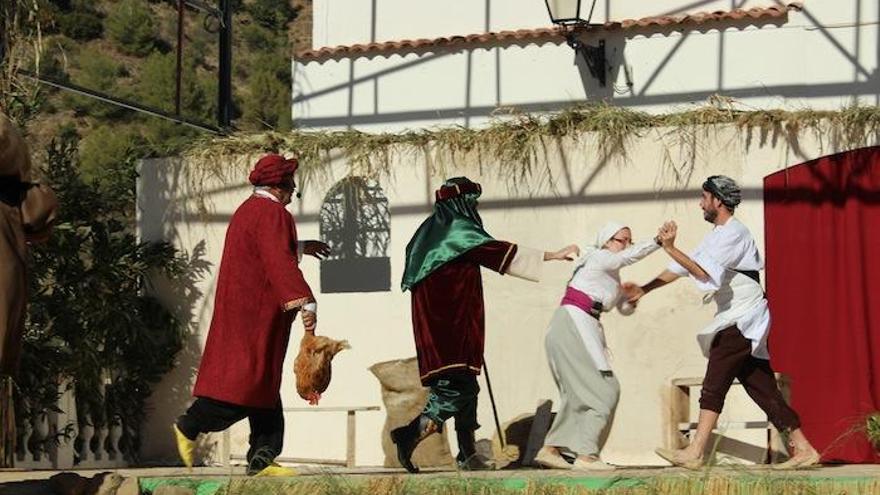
569,221,629,278
594,220,627,249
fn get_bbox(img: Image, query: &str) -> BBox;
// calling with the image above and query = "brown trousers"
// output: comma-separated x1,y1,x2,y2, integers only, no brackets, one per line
700,326,801,432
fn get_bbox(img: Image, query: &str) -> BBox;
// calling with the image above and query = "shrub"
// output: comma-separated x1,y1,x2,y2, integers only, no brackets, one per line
64,51,125,118
57,11,103,40
19,130,198,459
239,67,291,131
105,0,158,56
249,0,298,32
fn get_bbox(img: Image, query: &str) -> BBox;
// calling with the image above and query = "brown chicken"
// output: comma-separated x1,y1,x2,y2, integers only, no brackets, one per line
293,333,350,405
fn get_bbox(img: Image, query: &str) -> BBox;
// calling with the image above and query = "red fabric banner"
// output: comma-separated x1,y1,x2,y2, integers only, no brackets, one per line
764,146,880,463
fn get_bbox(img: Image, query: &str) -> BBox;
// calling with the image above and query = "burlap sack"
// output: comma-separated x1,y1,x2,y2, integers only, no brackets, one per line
368,357,454,468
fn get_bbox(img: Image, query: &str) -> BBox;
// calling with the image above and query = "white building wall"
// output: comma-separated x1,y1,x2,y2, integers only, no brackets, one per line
136,0,880,469
136,125,880,467
295,1,879,133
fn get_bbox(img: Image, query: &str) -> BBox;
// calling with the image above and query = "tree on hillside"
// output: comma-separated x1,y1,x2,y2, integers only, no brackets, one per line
249,0,299,32
106,0,158,57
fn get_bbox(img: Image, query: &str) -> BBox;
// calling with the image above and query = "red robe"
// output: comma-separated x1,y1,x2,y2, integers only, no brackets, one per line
410,241,517,385
193,195,314,408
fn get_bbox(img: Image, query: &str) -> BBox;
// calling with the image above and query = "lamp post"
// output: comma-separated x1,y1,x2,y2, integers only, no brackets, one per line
543,0,607,86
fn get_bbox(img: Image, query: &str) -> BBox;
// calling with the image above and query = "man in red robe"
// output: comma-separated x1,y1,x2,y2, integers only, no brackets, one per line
392,177,578,472
174,154,329,476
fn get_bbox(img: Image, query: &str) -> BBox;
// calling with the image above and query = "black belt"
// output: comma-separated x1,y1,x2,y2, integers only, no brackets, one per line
735,269,761,285
734,269,767,299
588,300,603,320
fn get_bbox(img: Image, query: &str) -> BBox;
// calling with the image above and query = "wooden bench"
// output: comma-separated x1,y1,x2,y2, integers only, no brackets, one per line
669,374,790,463
222,406,380,468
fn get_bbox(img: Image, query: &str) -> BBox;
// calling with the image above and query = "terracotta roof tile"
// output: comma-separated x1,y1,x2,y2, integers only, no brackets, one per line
297,2,801,63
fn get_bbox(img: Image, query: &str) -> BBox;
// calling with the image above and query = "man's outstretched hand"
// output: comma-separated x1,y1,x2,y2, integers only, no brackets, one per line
621,282,645,304
545,244,581,261
302,241,331,259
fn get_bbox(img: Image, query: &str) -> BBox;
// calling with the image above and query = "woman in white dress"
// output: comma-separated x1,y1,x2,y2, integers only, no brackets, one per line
535,221,660,471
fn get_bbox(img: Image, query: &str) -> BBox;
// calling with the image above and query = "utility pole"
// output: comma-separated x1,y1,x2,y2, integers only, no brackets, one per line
217,0,233,129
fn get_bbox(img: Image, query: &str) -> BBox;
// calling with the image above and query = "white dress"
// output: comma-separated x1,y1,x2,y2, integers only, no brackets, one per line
565,240,660,370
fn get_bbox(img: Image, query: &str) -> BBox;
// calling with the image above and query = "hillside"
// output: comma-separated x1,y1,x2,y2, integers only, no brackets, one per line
21,0,312,174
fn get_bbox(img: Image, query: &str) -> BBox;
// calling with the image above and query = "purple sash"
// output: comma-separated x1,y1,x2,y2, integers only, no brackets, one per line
560,287,601,318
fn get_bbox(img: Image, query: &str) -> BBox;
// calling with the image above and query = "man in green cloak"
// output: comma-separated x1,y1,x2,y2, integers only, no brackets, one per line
393,177,578,472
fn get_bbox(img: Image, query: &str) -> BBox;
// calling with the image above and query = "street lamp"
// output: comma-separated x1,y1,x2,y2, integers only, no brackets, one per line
543,0,607,86
543,0,597,26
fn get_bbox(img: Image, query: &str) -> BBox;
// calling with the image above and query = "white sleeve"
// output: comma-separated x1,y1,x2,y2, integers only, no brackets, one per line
706,227,751,269
667,253,721,291
598,240,660,270
505,246,543,282
690,252,725,291
667,228,746,291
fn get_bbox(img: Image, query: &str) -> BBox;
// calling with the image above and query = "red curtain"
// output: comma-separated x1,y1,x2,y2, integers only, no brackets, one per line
764,146,880,463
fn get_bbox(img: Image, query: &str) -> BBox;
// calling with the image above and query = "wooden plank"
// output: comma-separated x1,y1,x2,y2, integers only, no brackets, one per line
282,406,380,413
678,421,771,430
230,454,346,466
670,373,791,464
673,374,787,389
523,399,553,467
768,425,788,463
346,410,356,468
668,384,690,449
671,377,703,387
221,429,231,468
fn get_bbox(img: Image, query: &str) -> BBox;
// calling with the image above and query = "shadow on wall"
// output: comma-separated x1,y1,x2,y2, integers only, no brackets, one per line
319,177,392,293
138,158,214,463
293,4,879,129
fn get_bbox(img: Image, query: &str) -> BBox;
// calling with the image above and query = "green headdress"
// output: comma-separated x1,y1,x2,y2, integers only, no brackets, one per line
401,177,496,291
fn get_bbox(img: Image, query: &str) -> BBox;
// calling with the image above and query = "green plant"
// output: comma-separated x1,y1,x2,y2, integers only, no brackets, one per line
867,412,880,450
33,48,69,84
1,0,47,126
57,10,103,41
77,124,144,185
136,52,216,122
18,129,199,461
65,50,125,118
249,0,298,32
239,67,292,132
240,23,280,52
105,0,158,57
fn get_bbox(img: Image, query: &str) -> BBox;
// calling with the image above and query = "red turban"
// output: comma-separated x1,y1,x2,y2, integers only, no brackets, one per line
248,154,299,186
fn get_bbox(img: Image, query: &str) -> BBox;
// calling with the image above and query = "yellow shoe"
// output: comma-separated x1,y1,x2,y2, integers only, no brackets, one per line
172,424,195,469
253,463,298,477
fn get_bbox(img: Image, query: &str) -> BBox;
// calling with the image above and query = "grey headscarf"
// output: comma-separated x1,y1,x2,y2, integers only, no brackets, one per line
702,175,742,210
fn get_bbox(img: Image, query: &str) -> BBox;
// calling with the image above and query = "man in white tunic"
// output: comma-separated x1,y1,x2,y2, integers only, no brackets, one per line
625,175,819,470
